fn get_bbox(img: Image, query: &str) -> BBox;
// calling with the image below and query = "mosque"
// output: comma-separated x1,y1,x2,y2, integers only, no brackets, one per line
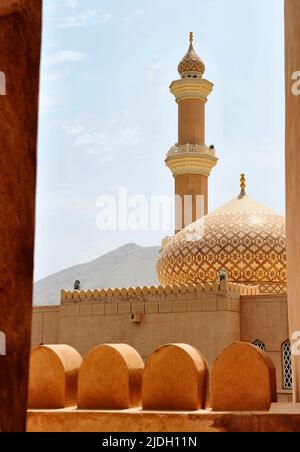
32,33,292,402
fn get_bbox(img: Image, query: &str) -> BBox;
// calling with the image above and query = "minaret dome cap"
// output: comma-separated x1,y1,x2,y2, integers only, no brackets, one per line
178,32,206,79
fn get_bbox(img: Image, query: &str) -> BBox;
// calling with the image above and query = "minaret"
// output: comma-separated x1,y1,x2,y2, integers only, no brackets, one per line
166,33,218,233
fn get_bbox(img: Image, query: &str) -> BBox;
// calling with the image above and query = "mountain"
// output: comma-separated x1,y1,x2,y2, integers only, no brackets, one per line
33,244,161,306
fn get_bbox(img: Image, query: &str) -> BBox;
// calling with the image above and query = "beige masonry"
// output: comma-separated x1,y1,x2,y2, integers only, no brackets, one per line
77,344,144,410
31,282,291,401
26,341,300,432
211,342,277,411
28,345,82,409
143,344,209,411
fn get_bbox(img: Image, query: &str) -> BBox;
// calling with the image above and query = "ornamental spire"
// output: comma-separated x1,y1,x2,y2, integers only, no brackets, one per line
189,32,194,44
240,174,246,190
239,174,246,199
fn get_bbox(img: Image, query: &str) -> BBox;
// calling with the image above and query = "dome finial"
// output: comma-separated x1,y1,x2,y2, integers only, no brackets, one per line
239,174,246,199
240,173,246,190
189,32,194,44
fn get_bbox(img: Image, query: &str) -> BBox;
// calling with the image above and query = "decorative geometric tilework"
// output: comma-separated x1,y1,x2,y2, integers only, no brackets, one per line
282,340,293,390
253,339,266,351
258,283,287,294
157,195,287,295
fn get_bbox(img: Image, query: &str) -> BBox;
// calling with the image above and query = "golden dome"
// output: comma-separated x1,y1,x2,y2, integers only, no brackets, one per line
157,184,287,294
178,32,205,78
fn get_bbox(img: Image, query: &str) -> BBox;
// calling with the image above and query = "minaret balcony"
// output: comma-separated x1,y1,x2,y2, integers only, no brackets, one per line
170,78,214,103
167,143,216,158
165,144,218,178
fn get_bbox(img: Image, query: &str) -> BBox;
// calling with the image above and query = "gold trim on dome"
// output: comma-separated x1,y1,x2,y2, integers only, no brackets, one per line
170,78,213,103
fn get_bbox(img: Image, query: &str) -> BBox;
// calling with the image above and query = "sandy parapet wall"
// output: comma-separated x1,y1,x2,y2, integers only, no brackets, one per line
28,342,277,419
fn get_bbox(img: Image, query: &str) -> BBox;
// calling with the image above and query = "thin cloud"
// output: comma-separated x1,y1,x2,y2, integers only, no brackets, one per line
146,62,163,80
62,118,140,158
125,10,151,23
62,124,85,136
119,127,140,146
51,50,85,64
58,9,112,28
42,72,67,83
65,0,79,9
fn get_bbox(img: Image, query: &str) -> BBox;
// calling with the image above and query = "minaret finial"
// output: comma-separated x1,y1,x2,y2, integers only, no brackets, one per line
189,32,194,44
239,174,246,199
240,173,246,190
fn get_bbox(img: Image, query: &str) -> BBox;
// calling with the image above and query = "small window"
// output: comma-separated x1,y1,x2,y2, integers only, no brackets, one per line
253,339,266,351
282,340,293,390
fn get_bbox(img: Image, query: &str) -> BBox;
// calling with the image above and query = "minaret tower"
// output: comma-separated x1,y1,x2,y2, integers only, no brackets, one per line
166,33,218,233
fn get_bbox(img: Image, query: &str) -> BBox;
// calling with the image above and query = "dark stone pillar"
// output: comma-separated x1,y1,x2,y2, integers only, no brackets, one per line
0,0,42,432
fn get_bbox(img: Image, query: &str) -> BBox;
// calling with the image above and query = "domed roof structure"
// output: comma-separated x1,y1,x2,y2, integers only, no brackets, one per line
178,32,206,78
157,177,287,294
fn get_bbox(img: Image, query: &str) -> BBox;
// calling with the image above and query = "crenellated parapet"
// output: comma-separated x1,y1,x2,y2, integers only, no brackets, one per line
61,281,259,305
58,282,260,320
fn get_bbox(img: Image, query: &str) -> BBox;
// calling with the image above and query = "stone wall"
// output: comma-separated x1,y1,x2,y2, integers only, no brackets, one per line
32,282,244,366
241,294,290,399
26,342,299,433
32,306,60,346
31,283,290,400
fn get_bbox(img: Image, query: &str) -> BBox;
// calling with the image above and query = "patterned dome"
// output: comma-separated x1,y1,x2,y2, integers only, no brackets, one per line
157,191,287,294
178,33,205,78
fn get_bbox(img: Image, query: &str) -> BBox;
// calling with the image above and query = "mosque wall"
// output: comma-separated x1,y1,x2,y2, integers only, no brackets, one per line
57,309,240,366
31,284,291,401
32,282,245,367
32,306,60,346
240,294,291,401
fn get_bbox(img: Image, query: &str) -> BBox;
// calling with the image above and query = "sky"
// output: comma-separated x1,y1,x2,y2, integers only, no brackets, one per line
35,0,285,281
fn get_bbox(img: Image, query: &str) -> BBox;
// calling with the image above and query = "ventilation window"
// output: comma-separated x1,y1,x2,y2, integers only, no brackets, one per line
282,340,293,390
253,339,266,351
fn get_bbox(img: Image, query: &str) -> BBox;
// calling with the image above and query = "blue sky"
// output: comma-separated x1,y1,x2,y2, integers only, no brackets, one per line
35,0,285,280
